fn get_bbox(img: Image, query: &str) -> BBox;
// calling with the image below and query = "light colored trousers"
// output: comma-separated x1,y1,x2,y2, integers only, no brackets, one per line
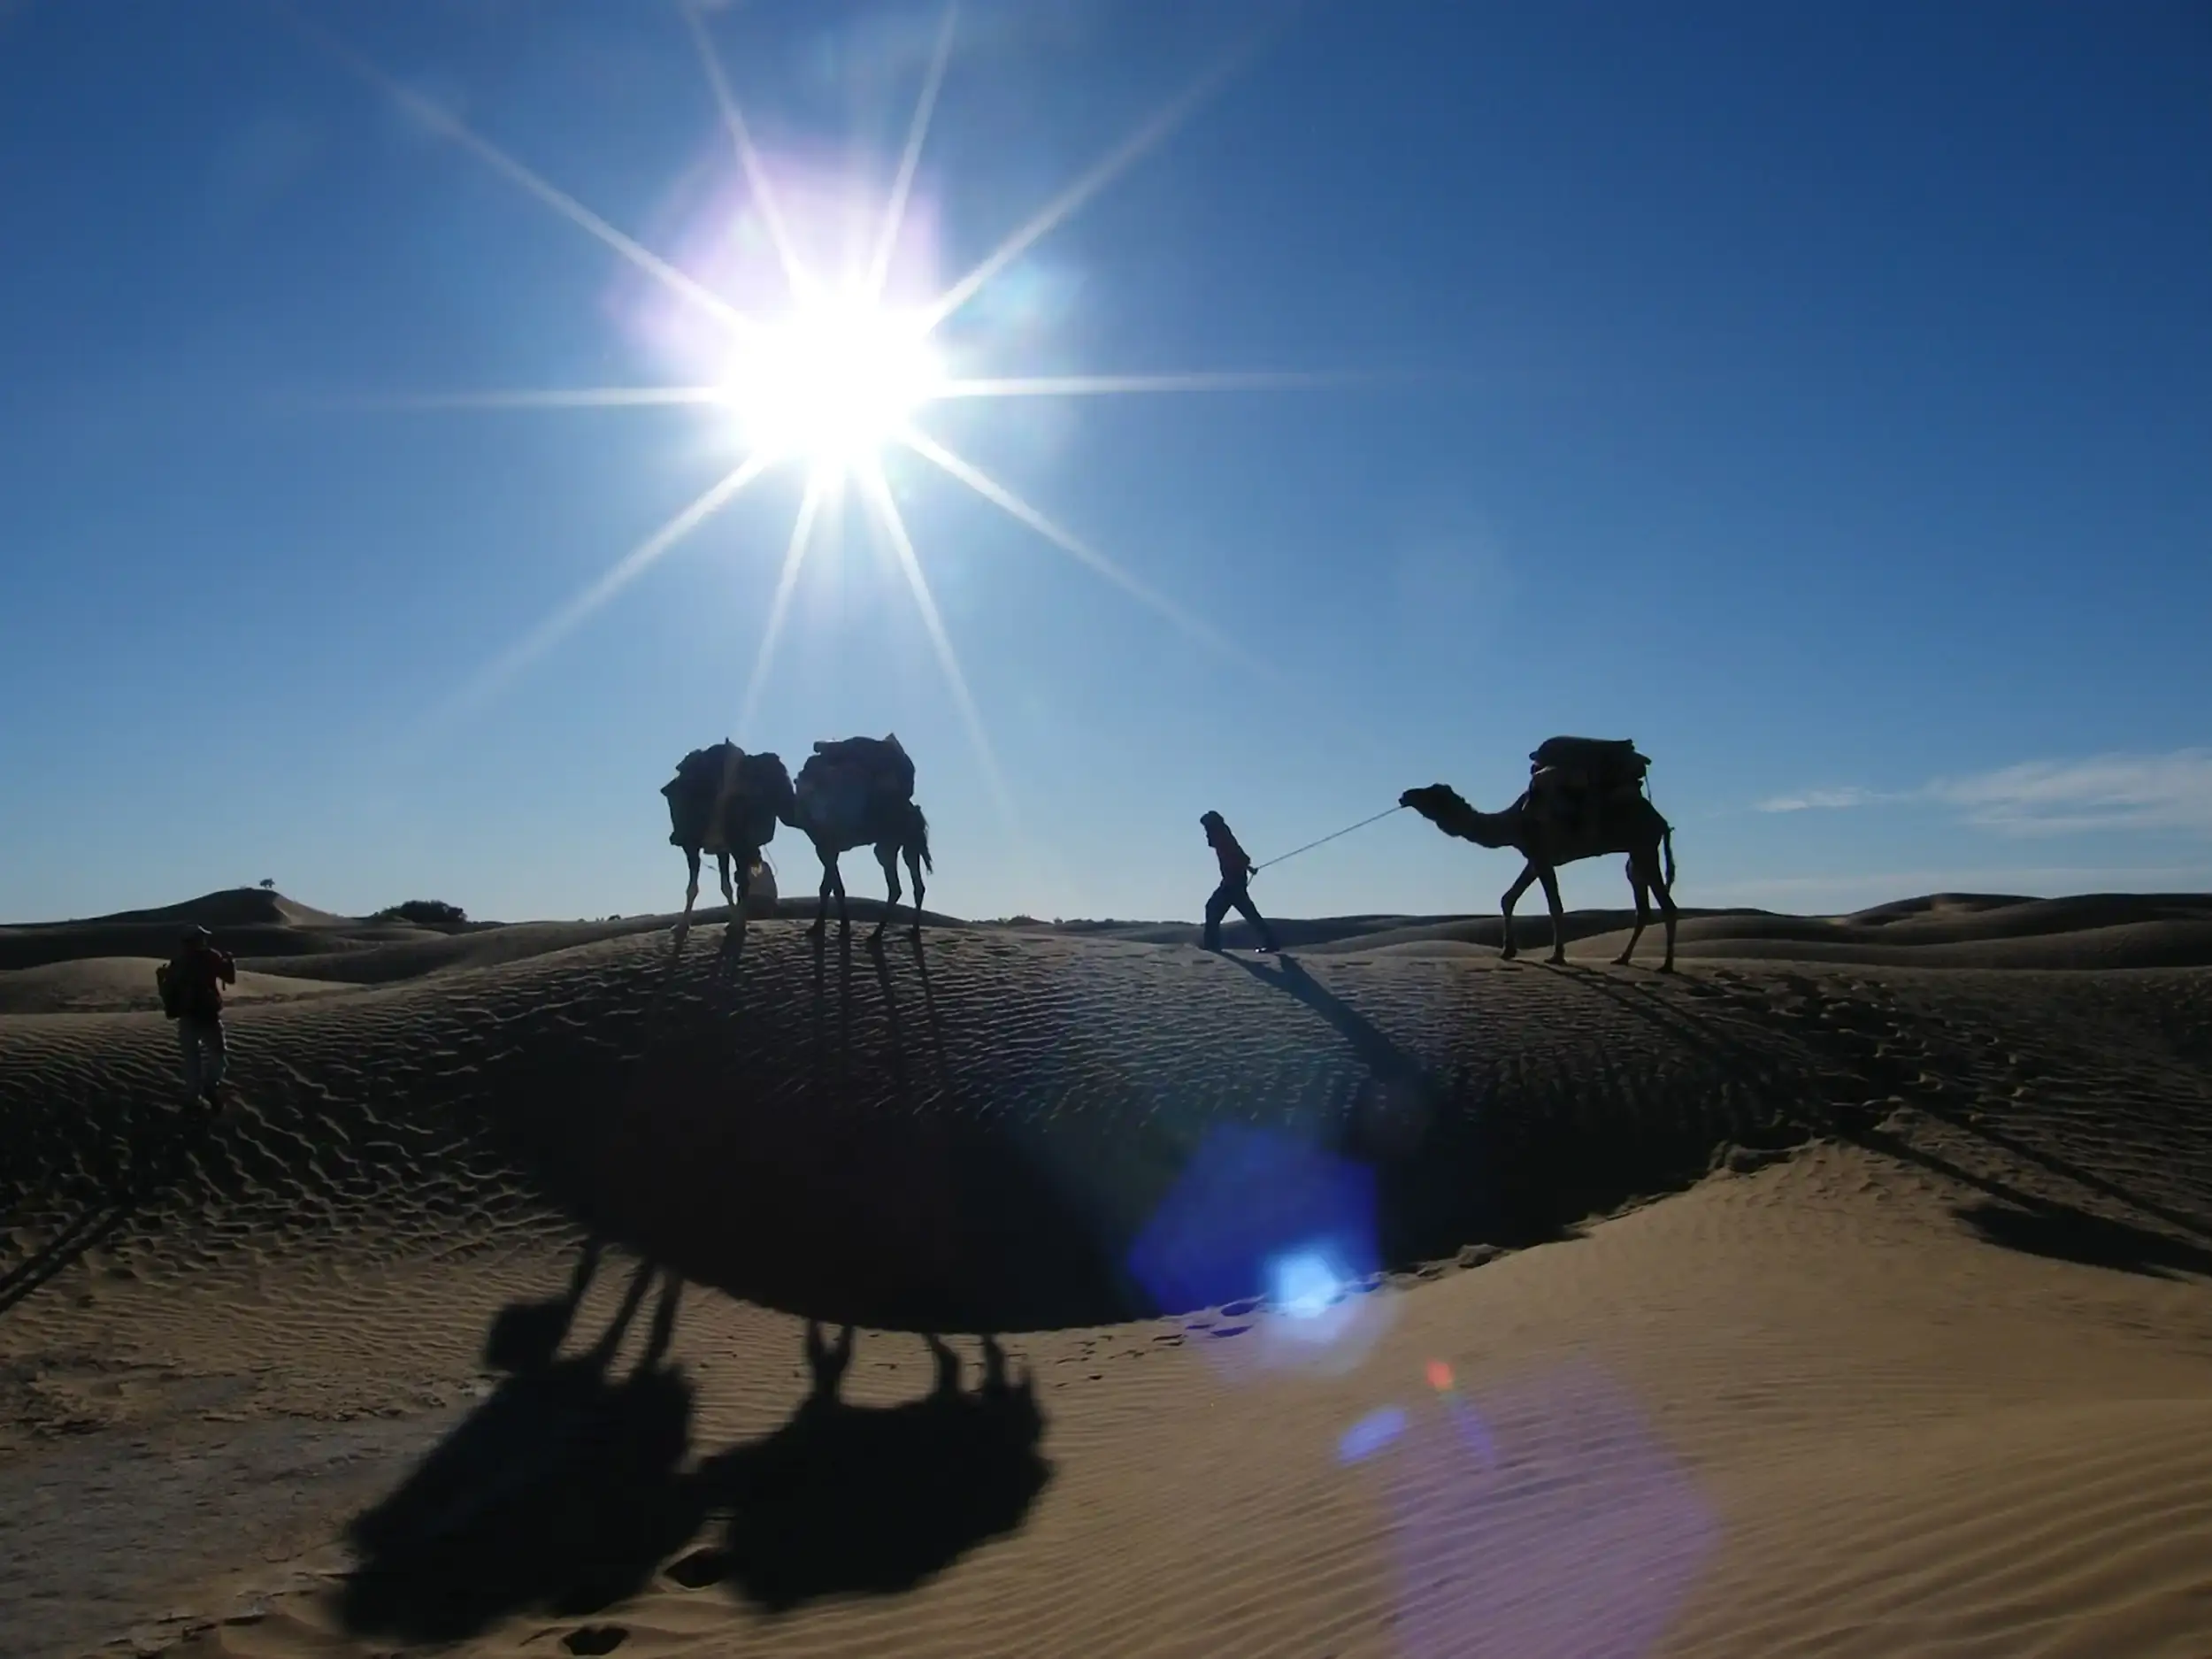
177,1016,228,1099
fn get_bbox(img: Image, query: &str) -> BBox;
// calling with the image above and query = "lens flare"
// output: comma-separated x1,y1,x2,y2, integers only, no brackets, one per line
1338,1406,1409,1464
1269,1248,1348,1321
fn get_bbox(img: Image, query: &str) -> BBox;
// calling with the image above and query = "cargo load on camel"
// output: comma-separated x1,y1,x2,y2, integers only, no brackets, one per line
663,741,760,858
795,733,916,841
1524,734,1652,833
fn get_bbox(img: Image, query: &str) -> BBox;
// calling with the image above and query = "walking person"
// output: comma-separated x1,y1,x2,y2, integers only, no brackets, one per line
1199,810,1280,954
159,925,236,1111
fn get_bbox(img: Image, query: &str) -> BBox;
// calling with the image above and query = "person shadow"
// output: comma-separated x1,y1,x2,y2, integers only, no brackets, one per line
1231,952,1591,1257
337,1245,703,1644
680,1320,1053,1614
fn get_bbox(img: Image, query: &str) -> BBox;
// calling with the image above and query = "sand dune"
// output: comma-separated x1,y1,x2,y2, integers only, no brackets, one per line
0,957,358,1016
4,890,2211,1657
1071,892,2212,969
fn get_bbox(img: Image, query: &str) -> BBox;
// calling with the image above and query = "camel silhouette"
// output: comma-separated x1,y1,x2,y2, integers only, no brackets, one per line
784,736,933,943
1400,782,1679,970
660,742,793,949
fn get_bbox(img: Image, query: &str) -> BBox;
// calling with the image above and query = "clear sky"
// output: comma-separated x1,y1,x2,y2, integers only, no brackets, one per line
3,0,2208,926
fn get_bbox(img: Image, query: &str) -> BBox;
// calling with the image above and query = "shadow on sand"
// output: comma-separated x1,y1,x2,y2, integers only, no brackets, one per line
1,1103,223,1318
679,1319,1050,1613
339,1248,698,1643
1233,953,1758,1262
1955,1196,2212,1281
337,1247,1051,1642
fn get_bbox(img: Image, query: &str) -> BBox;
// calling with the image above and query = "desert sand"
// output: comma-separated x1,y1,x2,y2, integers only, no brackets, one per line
4,886,2212,1657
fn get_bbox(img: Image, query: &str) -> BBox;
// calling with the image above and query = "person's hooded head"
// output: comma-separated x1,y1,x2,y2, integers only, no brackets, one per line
180,925,212,951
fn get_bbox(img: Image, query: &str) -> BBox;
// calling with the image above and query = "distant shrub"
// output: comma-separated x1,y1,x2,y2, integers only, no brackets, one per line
258,878,276,891
374,899,468,926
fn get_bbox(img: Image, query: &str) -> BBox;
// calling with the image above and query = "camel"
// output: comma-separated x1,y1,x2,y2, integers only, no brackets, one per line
784,736,933,942
661,741,795,946
1399,781,1679,970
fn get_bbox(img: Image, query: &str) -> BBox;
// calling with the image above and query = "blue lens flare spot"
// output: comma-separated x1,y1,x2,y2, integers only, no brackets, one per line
1339,1405,1409,1464
1270,1248,1347,1319
1125,1125,1380,1317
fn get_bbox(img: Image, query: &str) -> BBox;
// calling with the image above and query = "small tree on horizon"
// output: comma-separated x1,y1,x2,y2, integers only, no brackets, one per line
374,899,468,927
258,878,276,891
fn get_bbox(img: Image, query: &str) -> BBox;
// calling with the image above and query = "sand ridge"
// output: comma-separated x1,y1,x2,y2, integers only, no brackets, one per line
4,890,2211,1656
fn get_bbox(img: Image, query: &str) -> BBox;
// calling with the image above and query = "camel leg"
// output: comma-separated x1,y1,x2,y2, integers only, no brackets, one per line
904,842,926,939
717,851,735,910
1617,855,1651,966
809,844,837,937
674,846,703,951
872,842,900,946
1652,848,1679,973
1538,868,1568,964
1499,864,1538,961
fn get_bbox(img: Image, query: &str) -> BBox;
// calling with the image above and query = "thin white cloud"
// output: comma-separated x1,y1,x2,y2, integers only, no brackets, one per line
1755,786,1884,814
1755,748,2212,837
1927,749,2212,836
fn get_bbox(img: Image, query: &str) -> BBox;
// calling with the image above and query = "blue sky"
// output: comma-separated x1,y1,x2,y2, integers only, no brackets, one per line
3,0,2208,926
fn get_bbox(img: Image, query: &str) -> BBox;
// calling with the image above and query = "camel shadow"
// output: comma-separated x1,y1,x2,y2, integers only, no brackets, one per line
908,934,953,1074
1609,965,2212,1244
869,934,956,1096
680,1322,1052,1614
1955,1197,2212,1281
337,1248,701,1644
1914,1096,2212,1248
336,1251,1051,1640
809,926,857,1108
1850,1120,2212,1282
1540,965,2212,1272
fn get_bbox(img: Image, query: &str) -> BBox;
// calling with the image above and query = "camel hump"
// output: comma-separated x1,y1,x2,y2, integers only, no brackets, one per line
804,734,916,801
1529,735,1648,783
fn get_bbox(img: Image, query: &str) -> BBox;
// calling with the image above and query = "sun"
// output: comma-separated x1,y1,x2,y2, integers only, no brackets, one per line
719,292,945,474
316,0,1325,757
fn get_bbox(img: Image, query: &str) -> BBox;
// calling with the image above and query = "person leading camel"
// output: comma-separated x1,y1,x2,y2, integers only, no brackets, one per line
1200,810,1279,954
160,925,236,1110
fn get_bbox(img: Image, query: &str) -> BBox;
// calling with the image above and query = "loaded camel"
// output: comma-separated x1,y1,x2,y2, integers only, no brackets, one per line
784,733,933,943
1400,739,1678,970
660,741,793,949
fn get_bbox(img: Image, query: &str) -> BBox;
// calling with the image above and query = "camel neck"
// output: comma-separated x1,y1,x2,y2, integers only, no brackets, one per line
1447,804,1517,849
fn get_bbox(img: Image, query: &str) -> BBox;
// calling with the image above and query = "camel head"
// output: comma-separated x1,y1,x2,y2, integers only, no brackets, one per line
1399,784,1469,825
1399,783,1514,848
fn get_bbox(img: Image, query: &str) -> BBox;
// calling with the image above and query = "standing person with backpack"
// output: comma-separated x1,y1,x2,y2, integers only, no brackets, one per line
1199,810,1280,955
158,926,235,1111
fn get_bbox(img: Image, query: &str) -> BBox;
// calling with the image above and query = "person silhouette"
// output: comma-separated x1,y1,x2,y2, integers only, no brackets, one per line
1199,810,1279,954
159,925,236,1111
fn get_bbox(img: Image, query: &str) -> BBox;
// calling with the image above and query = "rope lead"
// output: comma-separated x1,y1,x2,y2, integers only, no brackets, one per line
1253,803,1408,873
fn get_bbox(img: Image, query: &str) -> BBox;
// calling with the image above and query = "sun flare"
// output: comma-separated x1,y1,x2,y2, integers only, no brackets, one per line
321,0,1326,765
719,294,945,473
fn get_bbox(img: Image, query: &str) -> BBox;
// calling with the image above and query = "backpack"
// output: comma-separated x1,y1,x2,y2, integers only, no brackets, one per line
156,961,183,1019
